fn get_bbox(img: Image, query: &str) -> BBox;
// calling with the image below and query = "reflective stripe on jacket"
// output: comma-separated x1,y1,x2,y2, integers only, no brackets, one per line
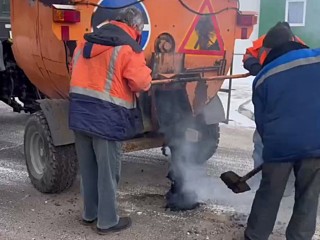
253,44,320,162
69,21,152,140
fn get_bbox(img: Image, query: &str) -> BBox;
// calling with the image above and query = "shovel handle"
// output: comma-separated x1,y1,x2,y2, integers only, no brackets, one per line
151,73,250,85
240,165,263,182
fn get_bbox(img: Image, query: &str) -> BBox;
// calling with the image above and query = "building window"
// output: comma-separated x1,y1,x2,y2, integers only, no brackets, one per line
285,0,307,26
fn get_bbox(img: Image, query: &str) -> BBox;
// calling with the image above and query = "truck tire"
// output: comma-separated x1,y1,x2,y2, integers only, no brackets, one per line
197,123,220,164
24,111,78,193
165,123,220,211
167,123,220,165
184,123,220,165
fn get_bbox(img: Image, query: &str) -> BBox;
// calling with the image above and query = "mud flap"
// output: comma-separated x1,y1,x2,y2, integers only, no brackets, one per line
38,99,75,146
0,41,5,71
201,95,226,125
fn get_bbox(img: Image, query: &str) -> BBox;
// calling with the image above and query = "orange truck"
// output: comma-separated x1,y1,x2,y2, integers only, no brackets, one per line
0,0,257,194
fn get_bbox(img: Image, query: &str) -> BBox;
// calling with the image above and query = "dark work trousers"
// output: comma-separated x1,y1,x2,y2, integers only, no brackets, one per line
245,158,320,240
74,131,122,229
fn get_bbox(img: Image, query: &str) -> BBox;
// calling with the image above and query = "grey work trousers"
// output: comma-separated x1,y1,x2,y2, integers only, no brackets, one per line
245,158,320,240
252,130,295,197
74,132,122,229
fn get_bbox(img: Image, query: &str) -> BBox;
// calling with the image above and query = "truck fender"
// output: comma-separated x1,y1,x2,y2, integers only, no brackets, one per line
0,41,5,71
201,95,226,125
38,99,75,146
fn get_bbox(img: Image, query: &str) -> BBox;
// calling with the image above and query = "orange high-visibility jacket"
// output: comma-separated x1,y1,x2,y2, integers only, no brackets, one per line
69,21,152,141
243,34,305,75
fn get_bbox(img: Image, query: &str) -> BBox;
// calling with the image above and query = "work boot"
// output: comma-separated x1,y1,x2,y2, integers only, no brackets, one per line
81,218,97,226
95,217,132,235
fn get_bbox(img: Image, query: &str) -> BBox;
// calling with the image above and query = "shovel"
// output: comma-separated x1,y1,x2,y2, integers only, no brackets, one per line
220,165,263,194
151,73,250,85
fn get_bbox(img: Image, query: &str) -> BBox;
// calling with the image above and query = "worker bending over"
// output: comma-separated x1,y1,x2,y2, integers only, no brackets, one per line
68,7,152,235
242,22,305,195
243,21,304,76
244,23,320,239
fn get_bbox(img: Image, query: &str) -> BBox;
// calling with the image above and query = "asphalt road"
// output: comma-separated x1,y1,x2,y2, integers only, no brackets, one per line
0,103,319,240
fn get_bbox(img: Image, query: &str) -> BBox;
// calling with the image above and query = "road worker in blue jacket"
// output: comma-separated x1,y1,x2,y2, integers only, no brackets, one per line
243,22,305,197
244,24,320,240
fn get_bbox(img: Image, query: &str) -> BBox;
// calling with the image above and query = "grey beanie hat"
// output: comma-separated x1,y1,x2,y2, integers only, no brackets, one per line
263,22,294,48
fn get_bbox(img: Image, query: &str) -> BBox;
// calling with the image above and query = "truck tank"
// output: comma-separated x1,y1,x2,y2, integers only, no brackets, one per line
12,0,256,101
4,0,257,207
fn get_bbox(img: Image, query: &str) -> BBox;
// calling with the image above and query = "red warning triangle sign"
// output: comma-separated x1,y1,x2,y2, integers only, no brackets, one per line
179,0,225,55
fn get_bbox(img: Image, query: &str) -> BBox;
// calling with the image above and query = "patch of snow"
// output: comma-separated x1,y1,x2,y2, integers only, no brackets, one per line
217,53,257,129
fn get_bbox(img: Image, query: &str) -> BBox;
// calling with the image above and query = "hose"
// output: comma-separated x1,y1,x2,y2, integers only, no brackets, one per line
73,0,145,9
178,0,240,15
74,0,240,15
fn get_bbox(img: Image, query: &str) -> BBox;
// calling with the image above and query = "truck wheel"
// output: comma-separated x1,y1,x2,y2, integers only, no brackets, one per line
165,123,220,211
166,123,220,165
193,123,220,165
200,123,220,162
24,111,78,193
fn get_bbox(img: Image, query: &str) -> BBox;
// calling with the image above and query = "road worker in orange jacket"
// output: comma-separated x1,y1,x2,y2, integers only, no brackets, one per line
243,22,305,76
68,6,152,235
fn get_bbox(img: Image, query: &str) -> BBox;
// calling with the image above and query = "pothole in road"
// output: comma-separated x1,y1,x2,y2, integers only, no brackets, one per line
121,192,166,209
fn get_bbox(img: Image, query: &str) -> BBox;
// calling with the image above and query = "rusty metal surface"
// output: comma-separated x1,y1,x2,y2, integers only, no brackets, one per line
11,0,256,100
10,0,256,151
154,33,176,53
151,53,185,79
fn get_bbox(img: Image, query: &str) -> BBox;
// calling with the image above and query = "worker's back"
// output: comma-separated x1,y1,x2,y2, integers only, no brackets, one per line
243,21,306,76
253,44,320,162
69,20,152,141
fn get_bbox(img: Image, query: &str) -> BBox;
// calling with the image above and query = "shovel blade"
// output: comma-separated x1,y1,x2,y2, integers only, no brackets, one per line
220,171,241,185
231,182,251,194
220,171,251,194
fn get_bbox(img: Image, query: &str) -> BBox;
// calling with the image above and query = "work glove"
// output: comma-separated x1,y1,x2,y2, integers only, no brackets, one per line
249,63,262,76
244,57,262,76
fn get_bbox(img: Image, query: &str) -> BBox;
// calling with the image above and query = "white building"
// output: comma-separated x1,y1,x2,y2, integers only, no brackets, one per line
233,0,261,74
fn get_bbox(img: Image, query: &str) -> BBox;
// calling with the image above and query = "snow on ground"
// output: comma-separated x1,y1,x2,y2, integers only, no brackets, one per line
222,0,259,129
218,54,256,129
